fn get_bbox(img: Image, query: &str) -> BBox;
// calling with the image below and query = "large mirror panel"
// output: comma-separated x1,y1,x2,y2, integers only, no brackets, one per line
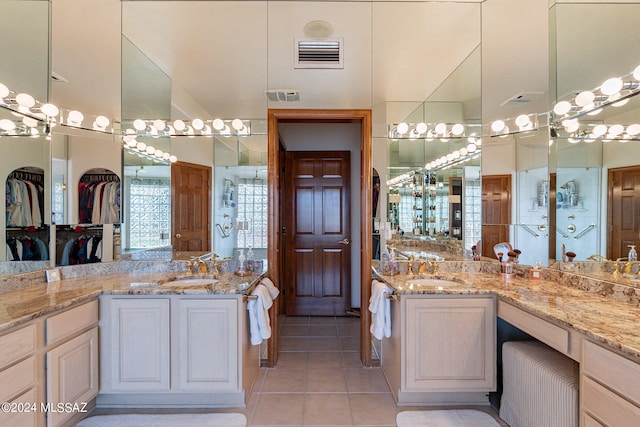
552,2,640,267
0,0,51,275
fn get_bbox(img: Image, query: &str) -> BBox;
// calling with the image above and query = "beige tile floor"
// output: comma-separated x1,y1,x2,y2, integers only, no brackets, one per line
91,315,508,426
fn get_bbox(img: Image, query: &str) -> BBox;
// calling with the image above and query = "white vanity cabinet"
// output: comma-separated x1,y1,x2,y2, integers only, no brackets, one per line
45,300,99,427
580,340,640,427
382,295,496,405
0,322,43,427
98,295,258,408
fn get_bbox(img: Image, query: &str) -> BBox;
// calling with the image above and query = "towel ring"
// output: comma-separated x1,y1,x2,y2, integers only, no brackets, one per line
385,293,399,301
243,294,258,302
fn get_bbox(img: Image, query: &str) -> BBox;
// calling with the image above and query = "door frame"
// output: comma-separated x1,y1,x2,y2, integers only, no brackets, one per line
267,109,373,367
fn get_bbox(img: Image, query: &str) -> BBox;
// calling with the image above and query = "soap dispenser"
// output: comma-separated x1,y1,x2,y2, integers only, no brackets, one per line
235,249,250,276
629,245,638,262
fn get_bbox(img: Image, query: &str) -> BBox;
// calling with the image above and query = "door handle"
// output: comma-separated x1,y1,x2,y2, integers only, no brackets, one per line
338,238,350,245
175,233,182,239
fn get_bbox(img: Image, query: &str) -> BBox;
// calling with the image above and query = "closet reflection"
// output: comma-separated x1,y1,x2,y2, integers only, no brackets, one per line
51,128,121,266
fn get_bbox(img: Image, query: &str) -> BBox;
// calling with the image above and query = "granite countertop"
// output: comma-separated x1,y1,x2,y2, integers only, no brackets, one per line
0,271,262,333
377,270,640,363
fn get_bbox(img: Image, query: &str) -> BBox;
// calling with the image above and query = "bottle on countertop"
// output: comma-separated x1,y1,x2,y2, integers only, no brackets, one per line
380,246,390,273
238,249,246,272
628,245,637,262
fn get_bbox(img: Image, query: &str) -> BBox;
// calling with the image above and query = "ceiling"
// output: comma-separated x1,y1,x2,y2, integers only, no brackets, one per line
49,0,488,126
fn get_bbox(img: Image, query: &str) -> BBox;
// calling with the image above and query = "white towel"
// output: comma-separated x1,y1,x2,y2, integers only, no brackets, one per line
369,280,392,340
260,277,280,300
247,284,273,345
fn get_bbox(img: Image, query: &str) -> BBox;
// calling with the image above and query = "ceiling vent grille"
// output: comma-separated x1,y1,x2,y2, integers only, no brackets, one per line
500,91,544,106
295,38,343,69
264,89,301,103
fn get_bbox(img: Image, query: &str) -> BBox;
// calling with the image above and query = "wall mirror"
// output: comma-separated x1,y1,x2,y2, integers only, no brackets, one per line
550,1,640,270
386,43,482,257
120,1,268,261
0,0,51,276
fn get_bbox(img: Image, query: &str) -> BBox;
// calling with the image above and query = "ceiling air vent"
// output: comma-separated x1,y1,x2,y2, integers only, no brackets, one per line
265,89,301,103
295,38,343,69
500,91,544,106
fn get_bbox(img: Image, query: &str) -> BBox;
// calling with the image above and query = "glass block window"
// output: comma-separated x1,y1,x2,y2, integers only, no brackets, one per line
398,187,414,233
129,178,171,249
236,178,267,249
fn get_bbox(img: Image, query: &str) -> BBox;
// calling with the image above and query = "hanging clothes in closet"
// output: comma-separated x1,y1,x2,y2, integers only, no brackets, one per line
78,173,121,224
6,170,45,228
5,227,49,261
56,226,103,266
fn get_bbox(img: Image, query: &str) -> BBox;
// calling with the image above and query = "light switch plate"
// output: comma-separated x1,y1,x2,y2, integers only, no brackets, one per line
46,268,61,283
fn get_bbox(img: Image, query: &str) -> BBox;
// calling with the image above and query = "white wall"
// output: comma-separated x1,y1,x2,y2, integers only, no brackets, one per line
278,122,362,308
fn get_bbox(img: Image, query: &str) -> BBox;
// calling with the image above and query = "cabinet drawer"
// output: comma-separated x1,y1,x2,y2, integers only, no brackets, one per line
0,323,37,368
582,340,640,407
582,376,640,427
498,301,568,354
582,412,605,427
0,387,39,427
0,356,37,402
46,299,98,345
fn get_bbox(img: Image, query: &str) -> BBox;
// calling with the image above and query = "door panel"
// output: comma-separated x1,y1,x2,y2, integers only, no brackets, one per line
285,151,351,316
171,161,211,251
482,175,511,259
608,166,640,259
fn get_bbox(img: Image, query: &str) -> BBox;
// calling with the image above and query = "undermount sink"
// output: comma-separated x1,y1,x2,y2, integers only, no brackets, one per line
405,278,463,288
161,278,220,287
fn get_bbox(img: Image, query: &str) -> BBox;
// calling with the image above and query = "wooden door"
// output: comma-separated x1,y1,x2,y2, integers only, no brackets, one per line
171,161,211,251
608,166,640,259
284,151,351,316
482,175,511,259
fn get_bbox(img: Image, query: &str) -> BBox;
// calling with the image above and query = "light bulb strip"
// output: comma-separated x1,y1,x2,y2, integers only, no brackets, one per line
553,121,640,143
122,118,254,138
388,122,472,140
551,63,640,123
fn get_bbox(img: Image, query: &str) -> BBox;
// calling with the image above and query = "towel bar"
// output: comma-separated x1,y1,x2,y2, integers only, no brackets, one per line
243,294,258,302
385,293,399,301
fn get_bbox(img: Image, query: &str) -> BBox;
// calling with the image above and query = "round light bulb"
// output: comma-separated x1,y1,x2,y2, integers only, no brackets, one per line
515,114,531,128
41,103,59,117
202,124,212,135
23,116,38,128
396,122,409,134
220,125,230,135
601,77,623,96
415,122,428,134
460,147,468,156
172,120,186,132
146,146,156,155
451,123,464,136
467,143,476,153
553,101,572,116
126,138,137,148
425,163,431,170
0,119,16,131
67,110,84,124
167,125,176,136
232,118,244,131
563,119,580,133
435,123,447,135
169,155,178,163
626,124,640,136
136,142,147,151
592,124,607,137
153,119,166,131
95,115,110,128
575,91,595,107
446,153,454,162
453,150,461,159
212,118,224,130
608,124,624,136
133,119,147,131
16,93,35,108
491,120,505,133
0,83,9,99
162,152,171,160
30,128,39,137
612,98,629,108
192,118,204,130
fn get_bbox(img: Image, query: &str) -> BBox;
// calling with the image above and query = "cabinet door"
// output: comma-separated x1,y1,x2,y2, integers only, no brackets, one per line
46,327,98,427
173,298,238,391
405,297,495,391
102,298,170,392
